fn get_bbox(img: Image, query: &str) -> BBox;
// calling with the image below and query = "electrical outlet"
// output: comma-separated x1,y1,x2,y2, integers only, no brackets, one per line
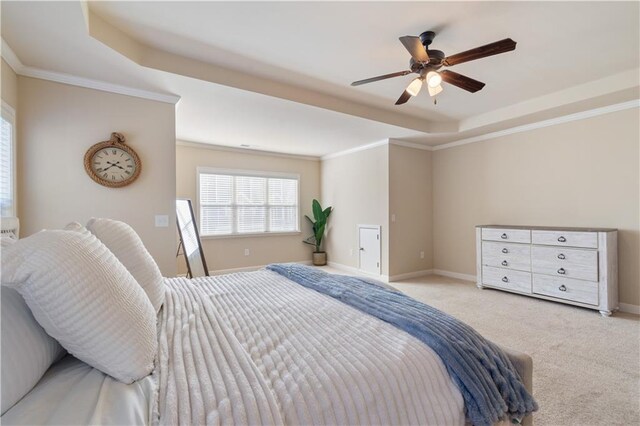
244,248,250,256
391,213,396,222
420,251,425,259
155,215,169,227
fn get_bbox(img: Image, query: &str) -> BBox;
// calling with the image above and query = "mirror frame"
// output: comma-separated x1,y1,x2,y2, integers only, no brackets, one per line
176,198,209,278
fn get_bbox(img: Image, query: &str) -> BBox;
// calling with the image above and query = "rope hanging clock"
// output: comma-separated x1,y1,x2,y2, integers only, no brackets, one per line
84,132,141,188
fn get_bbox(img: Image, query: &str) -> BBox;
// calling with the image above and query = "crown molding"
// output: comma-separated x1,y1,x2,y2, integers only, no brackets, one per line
1,39,23,73
176,140,320,161
321,139,389,160
431,99,640,151
1,38,180,105
19,66,181,104
321,99,639,159
321,138,434,161
389,139,433,152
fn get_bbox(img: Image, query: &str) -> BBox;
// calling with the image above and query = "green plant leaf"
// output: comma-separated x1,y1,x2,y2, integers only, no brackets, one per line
312,199,322,221
305,215,315,224
315,223,325,249
323,207,332,218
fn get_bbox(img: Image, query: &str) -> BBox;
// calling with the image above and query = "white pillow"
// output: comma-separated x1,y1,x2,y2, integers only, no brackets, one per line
86,218,165,312
1,287,66,414
1,236,17,247
1,230,157,384
64,221,92,236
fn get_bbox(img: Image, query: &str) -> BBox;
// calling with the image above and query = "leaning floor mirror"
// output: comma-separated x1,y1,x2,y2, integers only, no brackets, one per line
176,199,209,278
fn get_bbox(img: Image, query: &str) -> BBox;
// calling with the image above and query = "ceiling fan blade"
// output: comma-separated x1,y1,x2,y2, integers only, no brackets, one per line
351,70,412,86
440,70,485,93
399,36,429,62
395,90,412,105
442,38,516,67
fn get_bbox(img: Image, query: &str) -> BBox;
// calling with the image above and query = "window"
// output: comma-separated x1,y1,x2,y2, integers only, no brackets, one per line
0,102,16,218
198,168,299,237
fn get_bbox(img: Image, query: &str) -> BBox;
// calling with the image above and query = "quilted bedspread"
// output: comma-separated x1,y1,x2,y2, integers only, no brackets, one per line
156,270,465,425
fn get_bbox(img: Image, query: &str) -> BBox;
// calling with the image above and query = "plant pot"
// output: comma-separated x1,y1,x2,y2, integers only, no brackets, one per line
312,251,327,266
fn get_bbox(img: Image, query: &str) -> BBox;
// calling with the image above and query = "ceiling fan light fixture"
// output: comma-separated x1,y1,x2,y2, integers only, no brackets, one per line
427,71,442,88
406,77,423,96
428,84,443,97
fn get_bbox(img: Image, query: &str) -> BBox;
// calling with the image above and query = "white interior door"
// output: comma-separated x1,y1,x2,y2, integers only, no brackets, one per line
359,225,381,275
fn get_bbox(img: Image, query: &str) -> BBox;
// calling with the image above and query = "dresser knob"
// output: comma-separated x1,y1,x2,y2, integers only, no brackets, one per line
557,253,566,260
557,236,566,242
559,285,567,292
502,248,508,254
501,233,508,239
502,276,509,283
557,268,566,275
501,260,508,266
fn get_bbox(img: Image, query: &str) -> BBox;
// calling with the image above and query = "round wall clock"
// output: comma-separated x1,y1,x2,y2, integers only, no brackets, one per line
84,132,141,188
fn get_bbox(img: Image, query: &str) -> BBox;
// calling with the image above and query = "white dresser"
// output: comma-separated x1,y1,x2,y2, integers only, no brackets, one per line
476,225,618,316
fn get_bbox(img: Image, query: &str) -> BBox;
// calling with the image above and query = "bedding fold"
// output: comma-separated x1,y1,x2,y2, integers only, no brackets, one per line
267,263,538,426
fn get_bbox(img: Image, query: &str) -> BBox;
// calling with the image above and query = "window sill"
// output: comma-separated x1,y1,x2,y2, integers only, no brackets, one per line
201,231,302,240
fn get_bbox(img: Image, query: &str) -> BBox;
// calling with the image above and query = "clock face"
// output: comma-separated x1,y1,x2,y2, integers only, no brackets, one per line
90,147,137,184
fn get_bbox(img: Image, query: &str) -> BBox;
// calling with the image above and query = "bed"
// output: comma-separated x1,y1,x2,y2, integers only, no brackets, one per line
1,222,536,426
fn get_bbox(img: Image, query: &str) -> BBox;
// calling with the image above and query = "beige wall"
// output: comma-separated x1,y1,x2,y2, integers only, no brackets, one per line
389,143,433,276
321,144,389,275
433,108,640,306
1,59,18,109
176,143,320,273
18,77,177,276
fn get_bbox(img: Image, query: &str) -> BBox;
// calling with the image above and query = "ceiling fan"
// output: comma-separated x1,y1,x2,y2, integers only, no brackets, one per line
351,31,516,105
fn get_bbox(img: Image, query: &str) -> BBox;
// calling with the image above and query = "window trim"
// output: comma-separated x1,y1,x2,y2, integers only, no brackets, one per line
196,166,301,239
1,101,17,218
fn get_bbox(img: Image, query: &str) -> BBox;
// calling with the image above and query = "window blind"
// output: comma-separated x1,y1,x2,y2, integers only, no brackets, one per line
0,111,14,218
199,170,299,236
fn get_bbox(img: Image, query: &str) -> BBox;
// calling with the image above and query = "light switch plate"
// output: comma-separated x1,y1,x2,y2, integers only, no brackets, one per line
155,215,169,227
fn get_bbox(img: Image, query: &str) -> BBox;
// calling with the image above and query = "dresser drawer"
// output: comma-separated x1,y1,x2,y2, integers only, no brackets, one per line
482,266,531,294
482,241,531,271
482,228,531,244
531,246,598,281
533,275,599,305
531,230,598,248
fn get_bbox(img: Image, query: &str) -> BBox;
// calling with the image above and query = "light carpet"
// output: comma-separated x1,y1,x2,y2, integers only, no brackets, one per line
320,267,640,426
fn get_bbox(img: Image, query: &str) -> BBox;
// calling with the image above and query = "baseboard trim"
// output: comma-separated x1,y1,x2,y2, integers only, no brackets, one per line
209,260,311,276
432,269,477,282
326,261,390,282
619,303,640,315
388,269,433,282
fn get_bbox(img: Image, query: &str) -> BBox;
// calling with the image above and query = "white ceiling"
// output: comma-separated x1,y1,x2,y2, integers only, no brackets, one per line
2,1,639,156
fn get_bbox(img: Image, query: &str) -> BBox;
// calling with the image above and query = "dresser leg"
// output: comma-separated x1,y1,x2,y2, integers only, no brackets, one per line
599,310,612,317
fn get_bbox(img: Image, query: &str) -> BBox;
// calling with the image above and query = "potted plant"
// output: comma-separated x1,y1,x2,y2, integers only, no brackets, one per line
303,199,333,266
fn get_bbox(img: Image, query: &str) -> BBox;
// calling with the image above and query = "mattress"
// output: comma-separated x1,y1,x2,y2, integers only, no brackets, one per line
1,354,155,425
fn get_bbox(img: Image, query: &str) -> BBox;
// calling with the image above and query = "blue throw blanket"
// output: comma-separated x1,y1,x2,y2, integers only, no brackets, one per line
267,264,538,426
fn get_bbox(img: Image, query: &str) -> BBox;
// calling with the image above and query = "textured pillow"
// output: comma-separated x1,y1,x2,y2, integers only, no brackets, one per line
1,230,157,384
1,236,17,248
64,221,92,236
0,287,66,414
86,218,164,312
